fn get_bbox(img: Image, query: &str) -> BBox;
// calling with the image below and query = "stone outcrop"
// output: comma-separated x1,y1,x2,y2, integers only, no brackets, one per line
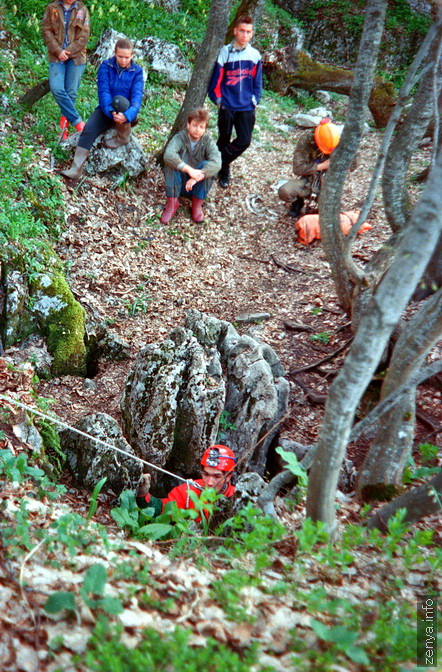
135,36,190,85
92,28,190,85
61,413,142,494
1,252,87,377
86,133,147,178
121,310,289,490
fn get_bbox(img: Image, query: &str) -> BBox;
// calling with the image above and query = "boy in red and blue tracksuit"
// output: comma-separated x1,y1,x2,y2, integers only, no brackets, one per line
208,14,262,188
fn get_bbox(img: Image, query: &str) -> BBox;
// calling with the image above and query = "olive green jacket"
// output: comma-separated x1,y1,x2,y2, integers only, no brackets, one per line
42,1,90,65
164,130,222,178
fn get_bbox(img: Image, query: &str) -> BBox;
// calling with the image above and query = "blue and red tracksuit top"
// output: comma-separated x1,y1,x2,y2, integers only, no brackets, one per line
208,42,262,112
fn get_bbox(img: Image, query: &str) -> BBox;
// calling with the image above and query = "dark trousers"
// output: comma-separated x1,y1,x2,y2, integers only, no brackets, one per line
217,107,255,170
77,107,114,150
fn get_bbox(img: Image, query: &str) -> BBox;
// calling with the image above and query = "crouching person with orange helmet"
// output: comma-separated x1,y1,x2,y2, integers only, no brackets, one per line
278,117,340,219
136,445,236,521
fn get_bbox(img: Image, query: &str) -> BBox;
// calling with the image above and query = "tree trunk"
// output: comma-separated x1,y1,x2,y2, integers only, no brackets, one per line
262,49,396,128
367,470,442,530
414,232,442,300
306,148,442,533
382,18,442,232
226,0,266,42
19,79,50,109
319,0,388,313
357,288,442,501
157,0,233,163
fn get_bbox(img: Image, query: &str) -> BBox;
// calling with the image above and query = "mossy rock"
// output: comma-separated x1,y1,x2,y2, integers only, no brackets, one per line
30,270,87,376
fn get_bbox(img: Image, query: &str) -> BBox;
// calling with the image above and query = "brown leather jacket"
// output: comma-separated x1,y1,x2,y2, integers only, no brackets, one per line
42,1,90,65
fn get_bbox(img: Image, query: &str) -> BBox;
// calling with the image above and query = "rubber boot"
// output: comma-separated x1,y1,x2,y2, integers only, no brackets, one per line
191,197,205,223
60,146,89,180
59,116,69,140
105,123,132,149
218,165,230,188
160,197,180,224
288,197,305,218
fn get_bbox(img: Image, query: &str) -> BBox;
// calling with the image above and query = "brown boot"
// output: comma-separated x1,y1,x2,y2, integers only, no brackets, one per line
160,197,180,224
191,197,205,223
105,123,131,149
60,147,89,180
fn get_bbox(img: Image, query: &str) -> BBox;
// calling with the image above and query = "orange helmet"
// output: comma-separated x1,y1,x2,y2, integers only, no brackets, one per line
314,117,340,154
201,445,236,472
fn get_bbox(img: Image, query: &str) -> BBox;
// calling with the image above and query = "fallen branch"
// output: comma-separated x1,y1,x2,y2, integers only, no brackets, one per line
289,337,353,375
19,79,50,108
367,470,442,530
270,254,322,279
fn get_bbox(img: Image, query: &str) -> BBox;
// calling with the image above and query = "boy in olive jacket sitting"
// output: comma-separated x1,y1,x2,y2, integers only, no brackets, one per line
161,108,221,224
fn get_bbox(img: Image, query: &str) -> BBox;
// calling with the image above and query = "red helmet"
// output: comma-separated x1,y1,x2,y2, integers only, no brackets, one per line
201,445,236,472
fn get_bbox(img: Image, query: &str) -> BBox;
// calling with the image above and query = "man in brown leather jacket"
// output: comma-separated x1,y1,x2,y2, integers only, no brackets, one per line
42,0,90,138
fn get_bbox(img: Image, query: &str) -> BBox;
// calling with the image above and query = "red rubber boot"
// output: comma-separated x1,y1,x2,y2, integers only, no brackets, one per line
160,197,180,224
59,116,69,140
191,197,205,223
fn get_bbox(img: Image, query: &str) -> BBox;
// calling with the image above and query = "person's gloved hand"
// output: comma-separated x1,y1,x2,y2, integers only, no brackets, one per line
137,473,151,497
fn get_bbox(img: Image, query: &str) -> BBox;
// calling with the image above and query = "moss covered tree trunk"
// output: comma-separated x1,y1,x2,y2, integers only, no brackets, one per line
263,48,396,128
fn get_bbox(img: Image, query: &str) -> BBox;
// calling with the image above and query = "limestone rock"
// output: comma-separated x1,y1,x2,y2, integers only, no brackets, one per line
121,310,289,489
92,29,190,85
4,270,37,347
86,134,146,178
61,413,142,494
12,422,43,453
6,335,53,379
232,472,267,513
135,36,191,85
91,28,131,64
121,325,225,490
293,106,332,127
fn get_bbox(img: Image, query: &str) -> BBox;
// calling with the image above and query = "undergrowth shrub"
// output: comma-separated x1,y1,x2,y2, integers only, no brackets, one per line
77,618,267,672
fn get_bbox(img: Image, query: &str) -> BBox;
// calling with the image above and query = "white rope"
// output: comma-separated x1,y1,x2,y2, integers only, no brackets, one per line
0,393,188,484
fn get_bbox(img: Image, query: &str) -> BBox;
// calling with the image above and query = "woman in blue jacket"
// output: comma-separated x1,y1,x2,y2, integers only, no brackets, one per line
61,38,144,180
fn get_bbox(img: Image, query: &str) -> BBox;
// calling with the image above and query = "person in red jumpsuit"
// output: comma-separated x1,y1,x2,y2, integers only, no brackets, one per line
136,445,236,519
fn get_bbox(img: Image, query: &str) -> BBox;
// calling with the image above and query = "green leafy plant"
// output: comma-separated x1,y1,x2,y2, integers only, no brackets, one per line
310,331,331,344
87,477,107,522
275,446,308,487
44,563,123,617
77,618,262,671
310,619,370,666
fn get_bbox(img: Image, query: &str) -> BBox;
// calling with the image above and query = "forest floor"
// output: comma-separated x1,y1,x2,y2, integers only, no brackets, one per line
1,98,442,672
32,100,442,474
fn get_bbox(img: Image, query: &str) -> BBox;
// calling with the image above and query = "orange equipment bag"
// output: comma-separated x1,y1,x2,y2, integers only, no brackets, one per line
295,210,372,245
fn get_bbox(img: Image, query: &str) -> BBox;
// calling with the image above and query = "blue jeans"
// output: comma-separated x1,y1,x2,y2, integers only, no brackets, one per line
164,161,212,199
49,60,86,125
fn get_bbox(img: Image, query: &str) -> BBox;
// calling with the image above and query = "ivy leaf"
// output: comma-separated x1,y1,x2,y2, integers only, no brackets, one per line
44,591,76,613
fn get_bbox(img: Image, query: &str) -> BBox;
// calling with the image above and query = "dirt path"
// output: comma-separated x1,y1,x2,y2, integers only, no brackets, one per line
37,109,441,466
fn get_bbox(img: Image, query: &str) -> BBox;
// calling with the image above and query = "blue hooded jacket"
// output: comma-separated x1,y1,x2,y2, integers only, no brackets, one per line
97,55,144,123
